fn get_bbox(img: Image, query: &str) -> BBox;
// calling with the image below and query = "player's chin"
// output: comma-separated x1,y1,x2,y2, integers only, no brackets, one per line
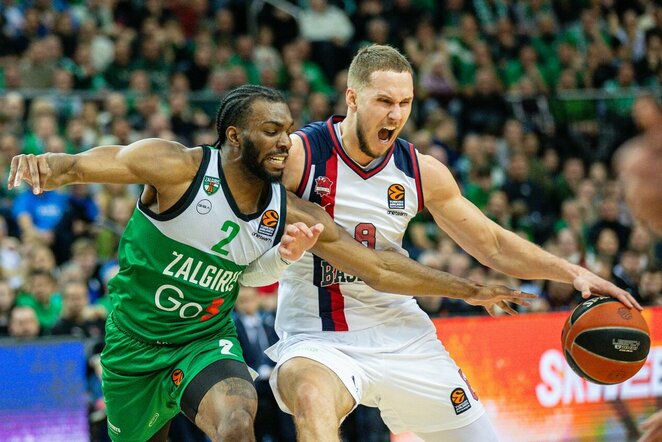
262,168,283,183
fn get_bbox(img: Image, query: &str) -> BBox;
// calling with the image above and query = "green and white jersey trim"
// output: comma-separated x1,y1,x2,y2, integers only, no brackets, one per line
109,145,287,345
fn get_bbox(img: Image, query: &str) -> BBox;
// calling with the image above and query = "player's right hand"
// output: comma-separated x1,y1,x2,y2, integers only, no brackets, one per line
466,286,537,317
8,153,52,195
278,222,324,263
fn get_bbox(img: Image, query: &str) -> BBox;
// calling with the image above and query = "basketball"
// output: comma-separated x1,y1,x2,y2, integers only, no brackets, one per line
561,297,650,385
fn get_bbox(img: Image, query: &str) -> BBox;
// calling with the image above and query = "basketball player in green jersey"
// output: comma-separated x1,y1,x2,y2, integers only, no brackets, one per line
9,85,534,442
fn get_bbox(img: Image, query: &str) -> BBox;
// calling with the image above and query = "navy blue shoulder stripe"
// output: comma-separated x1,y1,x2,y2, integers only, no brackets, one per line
293,120,337,196
393,139,424,212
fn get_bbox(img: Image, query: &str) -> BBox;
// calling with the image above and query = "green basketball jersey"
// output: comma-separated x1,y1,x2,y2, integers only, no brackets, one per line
108,145,286,345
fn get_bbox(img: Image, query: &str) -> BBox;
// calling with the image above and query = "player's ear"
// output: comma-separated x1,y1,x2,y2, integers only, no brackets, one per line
226,126,240,148
346,87,358,111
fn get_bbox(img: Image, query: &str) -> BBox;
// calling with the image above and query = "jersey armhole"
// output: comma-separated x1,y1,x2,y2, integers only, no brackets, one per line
273,184,288,245
138,145,210,221
409,143,424,213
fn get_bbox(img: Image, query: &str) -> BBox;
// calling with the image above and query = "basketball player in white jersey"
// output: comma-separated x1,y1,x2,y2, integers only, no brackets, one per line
268,45,642,441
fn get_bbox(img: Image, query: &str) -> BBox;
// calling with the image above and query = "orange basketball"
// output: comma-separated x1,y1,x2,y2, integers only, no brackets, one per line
561,297,650,385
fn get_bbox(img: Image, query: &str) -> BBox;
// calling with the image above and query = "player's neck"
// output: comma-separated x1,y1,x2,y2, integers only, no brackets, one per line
339,117,376,167
220,151,269,215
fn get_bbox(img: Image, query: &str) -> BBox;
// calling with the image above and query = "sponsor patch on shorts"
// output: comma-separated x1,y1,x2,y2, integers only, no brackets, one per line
450,387,471,415
171,368,184,386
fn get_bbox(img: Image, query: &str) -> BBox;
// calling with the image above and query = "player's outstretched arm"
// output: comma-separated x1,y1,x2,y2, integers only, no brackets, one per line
8,138,199,194
285,193,535,314
418,153,642,310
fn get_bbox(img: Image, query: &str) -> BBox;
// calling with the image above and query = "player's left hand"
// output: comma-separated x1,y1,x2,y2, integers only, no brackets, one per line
466,285,537,317
573,268,642,310
278,222,324,263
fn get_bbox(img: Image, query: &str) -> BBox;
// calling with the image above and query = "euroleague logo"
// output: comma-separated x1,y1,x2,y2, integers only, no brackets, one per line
387,183,405,209
450,387,471,415
171,369,184,386
258,210,279,236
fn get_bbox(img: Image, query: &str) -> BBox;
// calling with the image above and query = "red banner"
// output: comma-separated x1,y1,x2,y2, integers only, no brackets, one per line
419,307,662,441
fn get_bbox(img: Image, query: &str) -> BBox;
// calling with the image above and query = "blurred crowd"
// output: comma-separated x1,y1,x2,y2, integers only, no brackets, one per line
0,0,660,440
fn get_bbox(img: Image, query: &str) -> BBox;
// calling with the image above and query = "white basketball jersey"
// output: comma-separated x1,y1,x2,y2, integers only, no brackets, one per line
276,116,431,335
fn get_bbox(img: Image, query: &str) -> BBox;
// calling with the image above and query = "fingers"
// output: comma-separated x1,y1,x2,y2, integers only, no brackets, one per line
8,154,44,194
310,223,324,237
499,301,518,316
509,289,537,300
285,222,312,238
27,155,42,194
508,297,532,308
7,155,19,190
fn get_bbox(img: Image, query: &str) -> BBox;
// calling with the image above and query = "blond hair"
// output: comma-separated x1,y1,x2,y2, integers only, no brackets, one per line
347,45,413,90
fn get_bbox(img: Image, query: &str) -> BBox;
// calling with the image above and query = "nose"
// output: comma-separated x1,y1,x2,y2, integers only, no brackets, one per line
278,131,292,150
388,104,402,122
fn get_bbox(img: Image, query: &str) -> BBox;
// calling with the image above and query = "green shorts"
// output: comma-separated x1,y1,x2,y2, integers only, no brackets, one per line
100,315,246,442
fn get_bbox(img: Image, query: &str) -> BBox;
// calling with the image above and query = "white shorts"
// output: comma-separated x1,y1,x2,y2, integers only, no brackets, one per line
266,324,485,434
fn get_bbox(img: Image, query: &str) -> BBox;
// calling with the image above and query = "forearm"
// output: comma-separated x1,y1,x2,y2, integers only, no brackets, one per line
368,251,484,298
44,146,128,187
485,228,581,283
318,246,483,299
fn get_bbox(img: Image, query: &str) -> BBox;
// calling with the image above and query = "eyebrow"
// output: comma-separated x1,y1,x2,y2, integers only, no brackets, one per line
376,94,413,102
262,120,294,129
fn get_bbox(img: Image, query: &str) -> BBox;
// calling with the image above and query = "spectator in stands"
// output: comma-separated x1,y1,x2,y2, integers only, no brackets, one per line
460,67,511,135
0,280,16,336
7,305,41,338
51,280,106,339
12,185,69,246
299,0,354,82
588,197,631,253
639,269,662,306
501,152,550,232
104,37,134,90
15,270,61,333
67,238,103,304
612,249,644,301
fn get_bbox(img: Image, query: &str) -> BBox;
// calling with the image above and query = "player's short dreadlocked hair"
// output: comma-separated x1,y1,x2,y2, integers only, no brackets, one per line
214,85,286,148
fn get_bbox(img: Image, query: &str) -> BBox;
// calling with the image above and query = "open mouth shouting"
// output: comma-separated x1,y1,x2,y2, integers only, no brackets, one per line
378,126,397,145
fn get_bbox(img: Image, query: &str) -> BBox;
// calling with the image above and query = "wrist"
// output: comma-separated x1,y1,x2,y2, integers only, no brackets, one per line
276,248,295,266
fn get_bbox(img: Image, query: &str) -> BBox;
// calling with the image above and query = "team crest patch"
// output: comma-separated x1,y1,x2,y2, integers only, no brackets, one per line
450,387,471,415
258,210,279,236
171,369,184,386
314,176,334,197
387,183,405,209
203,176,220,195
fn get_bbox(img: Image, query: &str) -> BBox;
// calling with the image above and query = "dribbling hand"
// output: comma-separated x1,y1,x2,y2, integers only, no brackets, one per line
573,268,642,310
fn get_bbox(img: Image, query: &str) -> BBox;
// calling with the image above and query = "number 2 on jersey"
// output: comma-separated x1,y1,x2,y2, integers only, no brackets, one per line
211,220,240,255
